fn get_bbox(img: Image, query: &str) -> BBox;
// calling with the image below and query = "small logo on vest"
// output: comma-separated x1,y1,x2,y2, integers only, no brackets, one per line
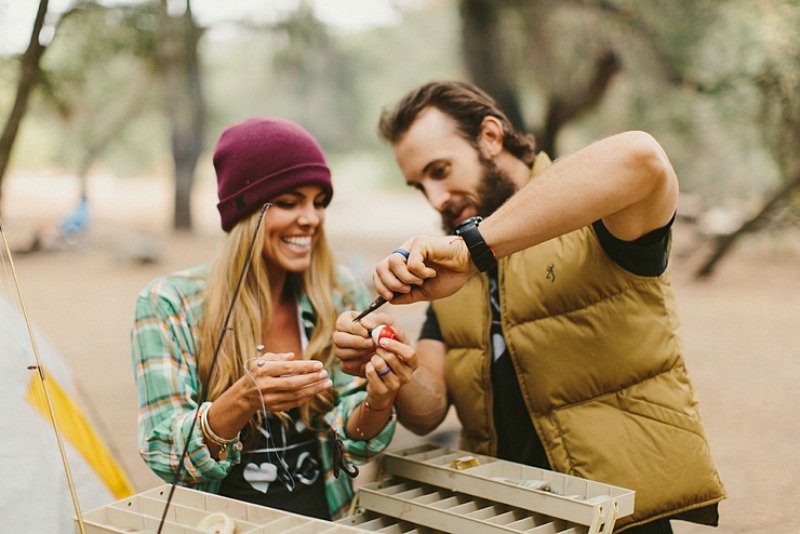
546,263,555,283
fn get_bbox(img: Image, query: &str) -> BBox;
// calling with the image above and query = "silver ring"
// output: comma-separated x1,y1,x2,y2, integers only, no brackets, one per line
377,367,392,377
256,359,266,368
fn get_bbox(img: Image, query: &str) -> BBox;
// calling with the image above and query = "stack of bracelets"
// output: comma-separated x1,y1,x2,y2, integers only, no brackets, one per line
199,405,242,461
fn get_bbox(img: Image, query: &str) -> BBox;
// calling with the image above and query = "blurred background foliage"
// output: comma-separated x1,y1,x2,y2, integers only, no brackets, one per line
0,0,798,274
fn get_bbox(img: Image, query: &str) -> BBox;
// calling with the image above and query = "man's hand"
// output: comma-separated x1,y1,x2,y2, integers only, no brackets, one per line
374,235,476,305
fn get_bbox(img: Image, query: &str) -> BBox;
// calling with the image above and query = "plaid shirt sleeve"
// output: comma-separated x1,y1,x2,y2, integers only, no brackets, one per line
311,265,398,519
327,264,396,462
130,274,240,486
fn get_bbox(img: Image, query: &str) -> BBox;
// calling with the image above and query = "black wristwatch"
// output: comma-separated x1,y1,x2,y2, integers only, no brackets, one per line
453,216,497,272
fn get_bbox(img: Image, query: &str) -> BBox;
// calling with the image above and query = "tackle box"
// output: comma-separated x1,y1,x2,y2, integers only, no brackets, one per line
77,444,634,534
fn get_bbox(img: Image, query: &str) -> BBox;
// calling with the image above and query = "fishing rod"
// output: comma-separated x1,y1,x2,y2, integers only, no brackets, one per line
156,202,270,533
0,218,86,534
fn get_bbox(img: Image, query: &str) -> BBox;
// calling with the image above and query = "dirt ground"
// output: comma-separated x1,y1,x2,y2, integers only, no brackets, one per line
2,172,798,532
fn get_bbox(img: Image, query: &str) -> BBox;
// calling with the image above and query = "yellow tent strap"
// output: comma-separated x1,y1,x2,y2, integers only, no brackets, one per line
26,369,134,499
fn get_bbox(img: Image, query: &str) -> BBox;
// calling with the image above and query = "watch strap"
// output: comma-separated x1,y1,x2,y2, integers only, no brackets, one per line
455,217,497,272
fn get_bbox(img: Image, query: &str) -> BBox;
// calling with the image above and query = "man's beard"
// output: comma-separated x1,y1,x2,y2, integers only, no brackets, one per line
440,156,518,234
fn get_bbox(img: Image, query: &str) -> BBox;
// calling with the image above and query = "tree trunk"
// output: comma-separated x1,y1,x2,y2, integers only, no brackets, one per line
695,173,800,278
538,50,620,157
459,0,526,132
158,0,205,231
0,0,50,214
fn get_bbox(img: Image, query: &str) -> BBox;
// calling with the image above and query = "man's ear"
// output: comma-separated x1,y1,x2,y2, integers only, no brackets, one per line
478,116,505,158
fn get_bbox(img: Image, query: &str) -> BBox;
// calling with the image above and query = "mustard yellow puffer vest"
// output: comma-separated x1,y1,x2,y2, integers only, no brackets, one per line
432,164,724,531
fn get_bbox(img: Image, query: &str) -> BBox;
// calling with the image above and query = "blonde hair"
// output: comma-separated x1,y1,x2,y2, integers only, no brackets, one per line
197,209,339,444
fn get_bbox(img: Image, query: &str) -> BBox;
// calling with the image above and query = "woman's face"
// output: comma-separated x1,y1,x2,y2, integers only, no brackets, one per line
262,185,328,275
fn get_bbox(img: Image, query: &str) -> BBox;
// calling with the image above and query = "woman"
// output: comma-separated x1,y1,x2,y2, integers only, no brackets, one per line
131,117,416,520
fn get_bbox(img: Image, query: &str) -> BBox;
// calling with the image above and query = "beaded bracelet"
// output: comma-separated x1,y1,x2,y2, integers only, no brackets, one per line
355,393,398,439
364,394,396,412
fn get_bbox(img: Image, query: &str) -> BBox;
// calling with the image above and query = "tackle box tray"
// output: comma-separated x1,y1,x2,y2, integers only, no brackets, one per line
353,476,587,534
78,484,367,533
370,444,634,530
77,444,634,534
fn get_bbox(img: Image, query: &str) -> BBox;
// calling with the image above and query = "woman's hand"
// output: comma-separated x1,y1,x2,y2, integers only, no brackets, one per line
333,311,393,377
363,329,418,410
245,352,333,413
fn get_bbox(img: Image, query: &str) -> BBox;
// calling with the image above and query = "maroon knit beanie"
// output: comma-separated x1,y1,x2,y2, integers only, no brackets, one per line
214,117,333,232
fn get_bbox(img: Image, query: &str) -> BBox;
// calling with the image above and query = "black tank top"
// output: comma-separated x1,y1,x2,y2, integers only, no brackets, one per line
219,408,329,519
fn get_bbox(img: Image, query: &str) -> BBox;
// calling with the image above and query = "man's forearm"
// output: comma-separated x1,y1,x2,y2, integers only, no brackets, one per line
481,131,677,258
396,366,449,435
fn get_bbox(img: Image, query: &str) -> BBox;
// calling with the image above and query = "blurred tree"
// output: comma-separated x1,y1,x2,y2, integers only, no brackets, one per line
459,0,525,131
1,1,170,224
270,2,364,152
334,0,463,155
155,0,205,231
694,0,800,276
459,0,622,157
457,0,798,275
0,0,50,214
3,0,796,255
38,2,159,198
38,0,204,231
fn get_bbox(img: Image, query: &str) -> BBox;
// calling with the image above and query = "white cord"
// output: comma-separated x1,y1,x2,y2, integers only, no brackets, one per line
244,358,296,492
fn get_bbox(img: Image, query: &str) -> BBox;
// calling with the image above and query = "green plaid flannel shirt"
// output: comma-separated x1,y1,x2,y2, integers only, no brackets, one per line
131,264,395,520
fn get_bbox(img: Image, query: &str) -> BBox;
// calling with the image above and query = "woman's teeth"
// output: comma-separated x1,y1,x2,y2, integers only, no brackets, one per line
282,236,311,249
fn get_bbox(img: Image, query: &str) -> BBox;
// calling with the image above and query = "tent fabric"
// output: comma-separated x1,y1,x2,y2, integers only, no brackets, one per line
26,369,134,498
1,296,133,533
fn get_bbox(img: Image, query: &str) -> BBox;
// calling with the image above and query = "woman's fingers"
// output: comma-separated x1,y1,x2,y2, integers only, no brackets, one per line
334,311,402,378
375,349,413,384
358,311,392,332
247,358,333,412
261,351,294,362
376,337,416,365
363,334,417,407
333,331,373,354
251,358,323,378
373,335,418,383
365,361,392,397
257,372,333,411
335,311,371,339
266,369,331,392
333,311,377,377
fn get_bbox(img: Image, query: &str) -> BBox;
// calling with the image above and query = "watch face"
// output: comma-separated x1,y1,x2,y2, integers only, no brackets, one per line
454,216,482,235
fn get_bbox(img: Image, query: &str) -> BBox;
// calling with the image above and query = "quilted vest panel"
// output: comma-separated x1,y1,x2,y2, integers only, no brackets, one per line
432,225,724,529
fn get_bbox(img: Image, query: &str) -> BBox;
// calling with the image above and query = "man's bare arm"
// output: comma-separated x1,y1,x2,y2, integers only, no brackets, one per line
396,338,449,435
482,131,679,258
377,132,679,305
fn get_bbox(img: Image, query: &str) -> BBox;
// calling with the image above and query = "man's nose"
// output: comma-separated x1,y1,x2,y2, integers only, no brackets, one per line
426,184,451,213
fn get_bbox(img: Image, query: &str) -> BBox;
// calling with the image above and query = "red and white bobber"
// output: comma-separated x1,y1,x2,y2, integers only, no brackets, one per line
370,324,397,344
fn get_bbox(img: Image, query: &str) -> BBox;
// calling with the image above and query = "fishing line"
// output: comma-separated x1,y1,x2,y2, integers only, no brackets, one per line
156,203,270,534
243,356,296,493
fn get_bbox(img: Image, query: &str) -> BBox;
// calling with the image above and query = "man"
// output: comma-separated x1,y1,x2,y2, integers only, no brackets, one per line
334,81,724,532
